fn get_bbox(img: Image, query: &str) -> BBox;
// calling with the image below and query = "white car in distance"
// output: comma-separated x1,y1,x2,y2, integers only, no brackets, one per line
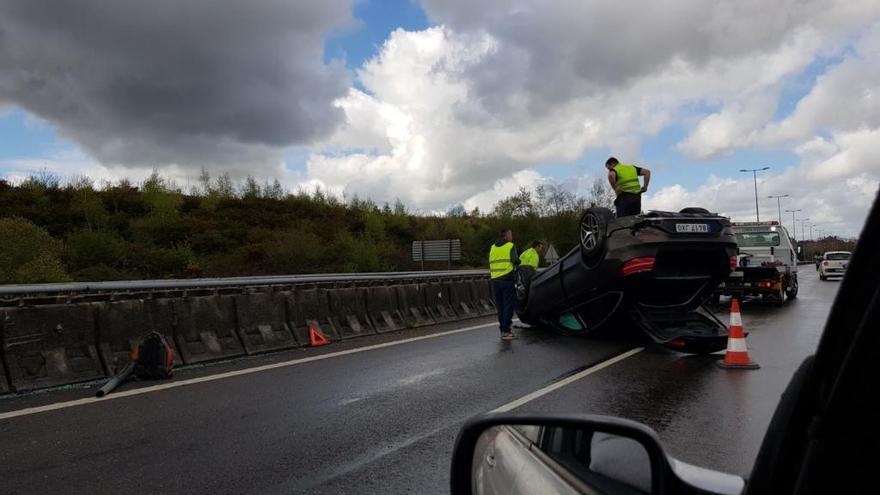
819,251,851,280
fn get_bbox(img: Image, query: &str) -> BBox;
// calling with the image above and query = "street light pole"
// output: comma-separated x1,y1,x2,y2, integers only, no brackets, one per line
740,167,770,222
767,194,788,225
785,209,802,242
800,218,809,244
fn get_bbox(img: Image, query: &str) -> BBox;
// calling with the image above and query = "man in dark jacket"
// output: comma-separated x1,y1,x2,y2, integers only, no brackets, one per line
489,227,520,340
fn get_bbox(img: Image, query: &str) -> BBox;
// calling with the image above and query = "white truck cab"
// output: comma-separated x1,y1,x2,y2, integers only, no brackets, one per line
716,221,798,303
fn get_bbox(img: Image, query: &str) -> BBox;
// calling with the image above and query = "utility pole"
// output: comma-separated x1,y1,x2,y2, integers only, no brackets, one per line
740,167,770,221
799,218,809,260
785,209,802,242
767,194,788,225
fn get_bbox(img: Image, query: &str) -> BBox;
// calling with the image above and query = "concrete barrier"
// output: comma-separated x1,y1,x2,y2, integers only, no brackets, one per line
365,285,406,333
448,279,480,319
1,304,105,392
234,292,298,354
328,287,376,340
469,279,496,316
173,296,245,364
95,298,182,373
396,283,435,328
425,282,458,324
285,287,339,345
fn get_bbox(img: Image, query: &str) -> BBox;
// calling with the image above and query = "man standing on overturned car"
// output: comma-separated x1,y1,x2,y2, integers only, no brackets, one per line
605,157,651,217
489,228,521,340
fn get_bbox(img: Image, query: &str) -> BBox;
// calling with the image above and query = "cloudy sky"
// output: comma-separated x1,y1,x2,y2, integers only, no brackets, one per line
1,0,878,236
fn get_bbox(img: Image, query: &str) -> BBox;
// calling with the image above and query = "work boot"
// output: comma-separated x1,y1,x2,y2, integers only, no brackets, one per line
501,332,515,340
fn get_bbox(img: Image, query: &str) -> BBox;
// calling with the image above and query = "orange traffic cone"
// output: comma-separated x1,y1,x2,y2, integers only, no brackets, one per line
717,298,759,369
309,324,330,347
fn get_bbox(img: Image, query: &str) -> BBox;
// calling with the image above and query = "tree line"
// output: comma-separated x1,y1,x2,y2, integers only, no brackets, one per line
0,170,614,284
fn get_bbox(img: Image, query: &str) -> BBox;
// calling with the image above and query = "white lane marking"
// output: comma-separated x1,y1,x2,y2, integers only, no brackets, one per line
491,347,645,413
0,321,500,422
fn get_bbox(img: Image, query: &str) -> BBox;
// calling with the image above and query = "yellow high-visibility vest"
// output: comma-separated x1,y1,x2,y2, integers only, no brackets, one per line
520,247,539,269
489,242,515,279
613,164,641,194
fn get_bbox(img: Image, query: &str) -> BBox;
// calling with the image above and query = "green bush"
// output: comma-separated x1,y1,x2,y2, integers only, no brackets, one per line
0,172,602,281
65,229,130,272
0,217,71,284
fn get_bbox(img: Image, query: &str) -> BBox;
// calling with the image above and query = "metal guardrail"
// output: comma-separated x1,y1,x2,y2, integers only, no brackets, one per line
0,270,489,296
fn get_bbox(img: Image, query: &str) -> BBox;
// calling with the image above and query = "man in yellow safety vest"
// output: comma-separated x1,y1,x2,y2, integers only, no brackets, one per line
520,241,544,270
605,157,651,217
489,227,521,340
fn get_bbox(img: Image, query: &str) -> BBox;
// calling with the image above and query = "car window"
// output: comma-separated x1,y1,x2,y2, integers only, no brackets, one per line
735,232,781,247
825,253,850,260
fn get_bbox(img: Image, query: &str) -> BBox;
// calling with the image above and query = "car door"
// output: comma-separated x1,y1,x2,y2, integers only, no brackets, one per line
747,195,880,494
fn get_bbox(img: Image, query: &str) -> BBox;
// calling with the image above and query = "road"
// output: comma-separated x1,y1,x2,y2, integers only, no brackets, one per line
0,272,838,494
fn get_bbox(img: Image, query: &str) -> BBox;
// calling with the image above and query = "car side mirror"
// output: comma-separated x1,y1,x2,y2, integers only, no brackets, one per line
450,413,744,495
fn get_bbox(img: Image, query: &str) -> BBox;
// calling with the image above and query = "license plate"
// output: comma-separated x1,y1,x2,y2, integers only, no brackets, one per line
675,223,709,233
729,271,744,278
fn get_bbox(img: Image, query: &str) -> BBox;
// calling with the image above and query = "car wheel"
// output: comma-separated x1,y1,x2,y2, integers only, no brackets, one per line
579,207,613,263
786,277,799,299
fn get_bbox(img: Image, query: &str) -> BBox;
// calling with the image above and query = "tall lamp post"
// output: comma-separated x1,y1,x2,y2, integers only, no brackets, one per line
800,219,810,243
785,208,802,242
740,167,770,221
767,194,789,225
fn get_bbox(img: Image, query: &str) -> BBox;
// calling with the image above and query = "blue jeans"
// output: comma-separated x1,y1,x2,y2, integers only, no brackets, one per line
491,278,516,333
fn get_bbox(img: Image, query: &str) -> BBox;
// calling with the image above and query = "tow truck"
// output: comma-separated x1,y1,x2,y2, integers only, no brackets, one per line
714,220,798,304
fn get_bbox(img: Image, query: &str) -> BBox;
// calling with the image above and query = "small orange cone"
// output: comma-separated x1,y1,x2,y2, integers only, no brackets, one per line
309,325,330,347
717,298,759,369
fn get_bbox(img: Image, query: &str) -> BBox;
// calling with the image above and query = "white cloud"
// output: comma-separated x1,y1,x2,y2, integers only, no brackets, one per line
303,2,879,216
646,127,880,237
462,169,546,212
761,25,880,145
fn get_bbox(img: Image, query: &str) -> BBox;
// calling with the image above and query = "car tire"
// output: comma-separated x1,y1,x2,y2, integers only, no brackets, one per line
786,277,799,299
579,207,613,264
514,268,540,326
679,207,711,214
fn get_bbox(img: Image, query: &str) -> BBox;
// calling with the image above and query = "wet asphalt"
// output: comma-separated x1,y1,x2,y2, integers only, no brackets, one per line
0,270,839,494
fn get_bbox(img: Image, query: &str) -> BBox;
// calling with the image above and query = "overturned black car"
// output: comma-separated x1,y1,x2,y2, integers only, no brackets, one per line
516,207,737,354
